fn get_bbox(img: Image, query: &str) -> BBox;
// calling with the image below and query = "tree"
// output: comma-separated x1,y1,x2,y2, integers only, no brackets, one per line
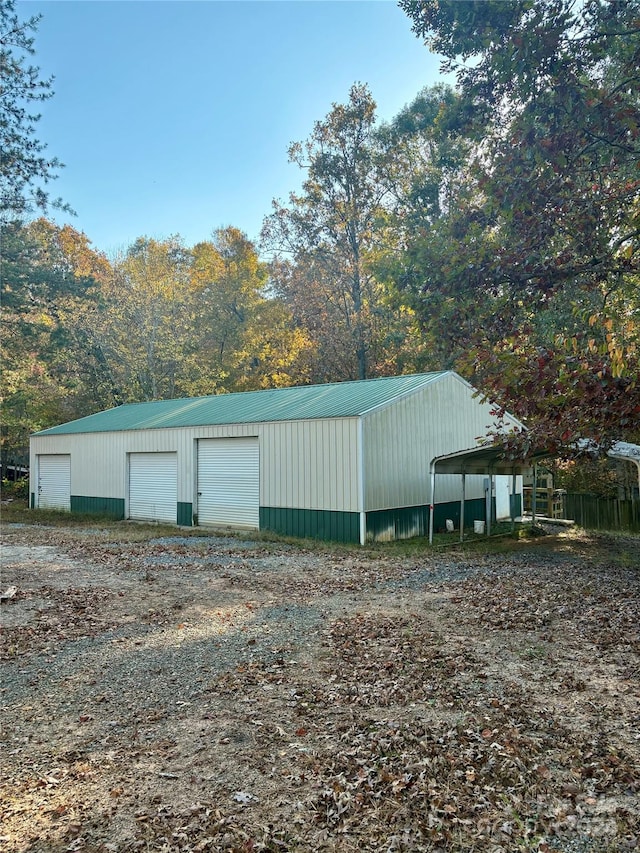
371,84,477,372
190,228,312,393
262,83,409,381
0,220,112,472
80,228,311,404
0,0,68,221
398,0,640,452
90,236,195,402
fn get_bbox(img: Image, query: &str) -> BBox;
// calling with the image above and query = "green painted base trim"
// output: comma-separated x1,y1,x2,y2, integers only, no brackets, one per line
177,502,193,526
366,499,491,542
257,497,523,545
260,506,360,544
30,492,35,509
436,498,487,530
366,504,429,542
70,496,125,518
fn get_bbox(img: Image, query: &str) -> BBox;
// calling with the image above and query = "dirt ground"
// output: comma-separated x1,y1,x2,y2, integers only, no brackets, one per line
1,518,638,852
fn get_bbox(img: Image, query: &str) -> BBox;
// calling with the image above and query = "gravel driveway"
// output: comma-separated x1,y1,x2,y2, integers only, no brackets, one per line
1,521,638,852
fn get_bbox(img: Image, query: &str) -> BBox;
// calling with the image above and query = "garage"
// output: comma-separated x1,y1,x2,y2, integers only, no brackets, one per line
197,437,259,528
129,452,177,523
30,371,528,543
37,454,71,511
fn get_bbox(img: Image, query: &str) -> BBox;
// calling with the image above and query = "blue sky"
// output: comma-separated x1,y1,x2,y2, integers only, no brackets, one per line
19,1,449,256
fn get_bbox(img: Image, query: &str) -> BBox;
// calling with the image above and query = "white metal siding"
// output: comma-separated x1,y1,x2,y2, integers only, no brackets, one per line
197,438,259,528
259,417,360,512
363,373,520,510
129,452,177,523
37,455,71,510
29,417,362,514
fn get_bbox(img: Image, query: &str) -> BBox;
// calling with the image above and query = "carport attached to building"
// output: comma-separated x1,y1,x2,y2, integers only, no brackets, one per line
29,372,527,543
429,444,551,543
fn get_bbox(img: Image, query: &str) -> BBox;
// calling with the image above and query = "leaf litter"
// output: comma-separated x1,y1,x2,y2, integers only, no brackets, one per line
0,522,638,852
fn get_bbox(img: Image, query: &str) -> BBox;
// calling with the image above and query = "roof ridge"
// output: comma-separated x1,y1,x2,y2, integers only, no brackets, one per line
132,370,447,407
33,372,450,436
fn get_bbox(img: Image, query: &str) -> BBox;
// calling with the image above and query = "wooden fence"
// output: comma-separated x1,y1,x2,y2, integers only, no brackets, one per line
564,493,640,533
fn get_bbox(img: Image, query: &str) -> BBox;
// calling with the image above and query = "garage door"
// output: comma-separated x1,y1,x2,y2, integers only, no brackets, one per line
129,452,177,523
197,438,259,528
38,455,71,511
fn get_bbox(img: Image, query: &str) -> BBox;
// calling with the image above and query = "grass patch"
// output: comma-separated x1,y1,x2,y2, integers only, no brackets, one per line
4,500,637,564
0,500,253,544
1,499,130,529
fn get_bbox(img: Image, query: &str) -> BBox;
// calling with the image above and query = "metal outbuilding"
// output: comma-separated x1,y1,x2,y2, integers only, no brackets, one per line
29,371,525,543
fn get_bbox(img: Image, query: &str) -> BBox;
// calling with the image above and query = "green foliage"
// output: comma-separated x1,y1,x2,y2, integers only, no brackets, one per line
5,2,639,458
2,221,311,445
0,0,70,220
396,0,640,453
0,478,28,500
0,220,113,465
555,457,636,500
190,228,311,393
262,84,420,381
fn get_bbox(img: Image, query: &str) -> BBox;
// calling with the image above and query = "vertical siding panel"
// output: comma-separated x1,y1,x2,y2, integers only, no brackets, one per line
363,374,517,512
325,420,332,508
354,419,361,511
301,421,309,506
333,421,341,510
326,420,333,508
268,424,277,507
285,424,293,506
330,421,337,508
269,422,278,506
291,422,298,507
269,424,277,507
271,423,279,507
324,421,332,509
32,413,362,520
276,423,284,506
336,421,345,509
262,425,273,507
315,422,324,509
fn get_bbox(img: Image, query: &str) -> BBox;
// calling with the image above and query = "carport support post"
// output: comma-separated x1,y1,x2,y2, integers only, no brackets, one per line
428,462,436,545
532,462,538,526
358,418,366,545
488,474,493,537
511,469,516,534
460,472,466,543
484,476,492,537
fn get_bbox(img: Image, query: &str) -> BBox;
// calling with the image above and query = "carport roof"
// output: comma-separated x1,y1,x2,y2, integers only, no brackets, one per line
432,443,551,475
34,372,447,436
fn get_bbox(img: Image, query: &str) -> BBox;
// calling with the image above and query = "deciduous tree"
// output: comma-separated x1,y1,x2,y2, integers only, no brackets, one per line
398,0,640,451
262,84,409,381
0,220,112,470
189,227,312,393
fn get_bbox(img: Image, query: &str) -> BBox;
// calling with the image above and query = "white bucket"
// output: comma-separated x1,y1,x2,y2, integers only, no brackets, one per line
473,520,485,535
445,519,454,533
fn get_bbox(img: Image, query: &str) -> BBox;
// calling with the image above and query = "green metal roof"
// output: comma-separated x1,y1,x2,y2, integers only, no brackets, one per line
34,372,448,436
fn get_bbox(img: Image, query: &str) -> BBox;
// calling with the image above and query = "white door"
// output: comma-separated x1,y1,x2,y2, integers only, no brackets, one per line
129,452,177,523
197,438,259,528
495,475,511,520
38,455,71,511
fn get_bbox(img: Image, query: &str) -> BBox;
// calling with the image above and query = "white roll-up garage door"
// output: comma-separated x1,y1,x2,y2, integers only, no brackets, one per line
129,452,177,523
197,438,259,528
38,455,71,511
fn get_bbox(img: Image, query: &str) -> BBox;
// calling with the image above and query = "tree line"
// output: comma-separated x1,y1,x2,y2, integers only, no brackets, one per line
2,0,639,470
